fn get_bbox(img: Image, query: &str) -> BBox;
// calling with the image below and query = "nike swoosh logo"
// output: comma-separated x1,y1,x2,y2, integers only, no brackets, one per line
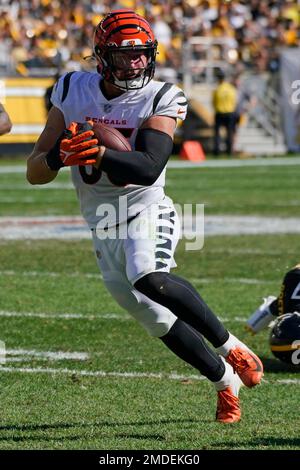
250,353,263,372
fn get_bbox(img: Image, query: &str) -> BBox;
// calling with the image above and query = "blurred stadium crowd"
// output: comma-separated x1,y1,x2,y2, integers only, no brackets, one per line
0,0,299,79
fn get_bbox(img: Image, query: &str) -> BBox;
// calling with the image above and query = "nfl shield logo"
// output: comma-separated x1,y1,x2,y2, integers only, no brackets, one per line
104,104,112,113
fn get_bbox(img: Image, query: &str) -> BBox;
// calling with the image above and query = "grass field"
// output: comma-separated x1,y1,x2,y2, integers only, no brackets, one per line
0,158,299,450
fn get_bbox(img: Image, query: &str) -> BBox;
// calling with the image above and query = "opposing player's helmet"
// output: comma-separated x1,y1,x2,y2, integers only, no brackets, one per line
93,9,157,90
269,312,300,365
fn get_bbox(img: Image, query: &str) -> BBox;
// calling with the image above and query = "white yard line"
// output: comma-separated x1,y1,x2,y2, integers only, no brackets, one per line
204,248,295,255
0,366,202,380
0,215,84,225
0,270,101,279
0,166,26,174
6,349,89,361
0,310,129,320
2,157,300,174
0,310,247,323
0,309,272,325
191,277,275,285
0,365,298,385
0,183,74,190
0,269,275,285
201,215,300,236
167,157,300,168
276,379,300,385
0,166,68,174
218,316,250,323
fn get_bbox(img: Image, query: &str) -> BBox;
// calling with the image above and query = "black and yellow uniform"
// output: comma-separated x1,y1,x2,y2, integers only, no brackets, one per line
212,81,237,156
270,265,300,316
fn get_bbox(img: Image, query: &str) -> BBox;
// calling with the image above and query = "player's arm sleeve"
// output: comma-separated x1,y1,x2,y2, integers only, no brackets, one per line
100,128,174,186
100,84,187,186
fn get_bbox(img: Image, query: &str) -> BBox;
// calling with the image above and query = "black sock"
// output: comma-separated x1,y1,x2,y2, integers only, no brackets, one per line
135,272,229,347
160,319,225,382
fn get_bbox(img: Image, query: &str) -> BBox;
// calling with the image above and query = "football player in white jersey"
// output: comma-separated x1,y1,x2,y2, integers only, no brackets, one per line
27,9,263,423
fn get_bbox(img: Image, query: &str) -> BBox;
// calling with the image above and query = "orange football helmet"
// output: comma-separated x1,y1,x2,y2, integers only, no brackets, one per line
93,9,157,90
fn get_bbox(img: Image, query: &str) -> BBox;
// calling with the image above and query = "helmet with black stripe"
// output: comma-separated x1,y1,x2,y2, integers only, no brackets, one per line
93,9,157,91
269,312,300,365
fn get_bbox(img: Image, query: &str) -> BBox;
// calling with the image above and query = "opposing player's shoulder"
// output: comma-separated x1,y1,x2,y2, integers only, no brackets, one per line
149,80,188,121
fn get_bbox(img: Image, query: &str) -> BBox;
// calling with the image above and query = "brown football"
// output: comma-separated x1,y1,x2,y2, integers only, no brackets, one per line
93,122,132,151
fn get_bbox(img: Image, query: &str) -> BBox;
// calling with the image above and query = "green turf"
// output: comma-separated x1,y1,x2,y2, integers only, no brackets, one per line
0,373,298,450
0,159,299,449
1,163,300,216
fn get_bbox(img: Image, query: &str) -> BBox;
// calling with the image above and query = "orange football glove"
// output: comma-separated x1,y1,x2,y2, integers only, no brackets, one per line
59,121,100,166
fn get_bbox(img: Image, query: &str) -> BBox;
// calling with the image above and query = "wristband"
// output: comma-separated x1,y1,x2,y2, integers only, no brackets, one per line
45,138,64,171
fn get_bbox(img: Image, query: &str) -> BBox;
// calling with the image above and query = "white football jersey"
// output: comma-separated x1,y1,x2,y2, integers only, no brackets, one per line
51,71,187,228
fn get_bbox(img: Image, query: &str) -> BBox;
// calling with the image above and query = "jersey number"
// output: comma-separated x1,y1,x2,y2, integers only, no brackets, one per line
79,127,133,186
291,281,300,300
79,166,126,187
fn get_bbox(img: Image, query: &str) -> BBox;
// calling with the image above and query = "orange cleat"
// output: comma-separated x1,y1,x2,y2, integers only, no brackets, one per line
216,386,241,423
226,347,263,388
